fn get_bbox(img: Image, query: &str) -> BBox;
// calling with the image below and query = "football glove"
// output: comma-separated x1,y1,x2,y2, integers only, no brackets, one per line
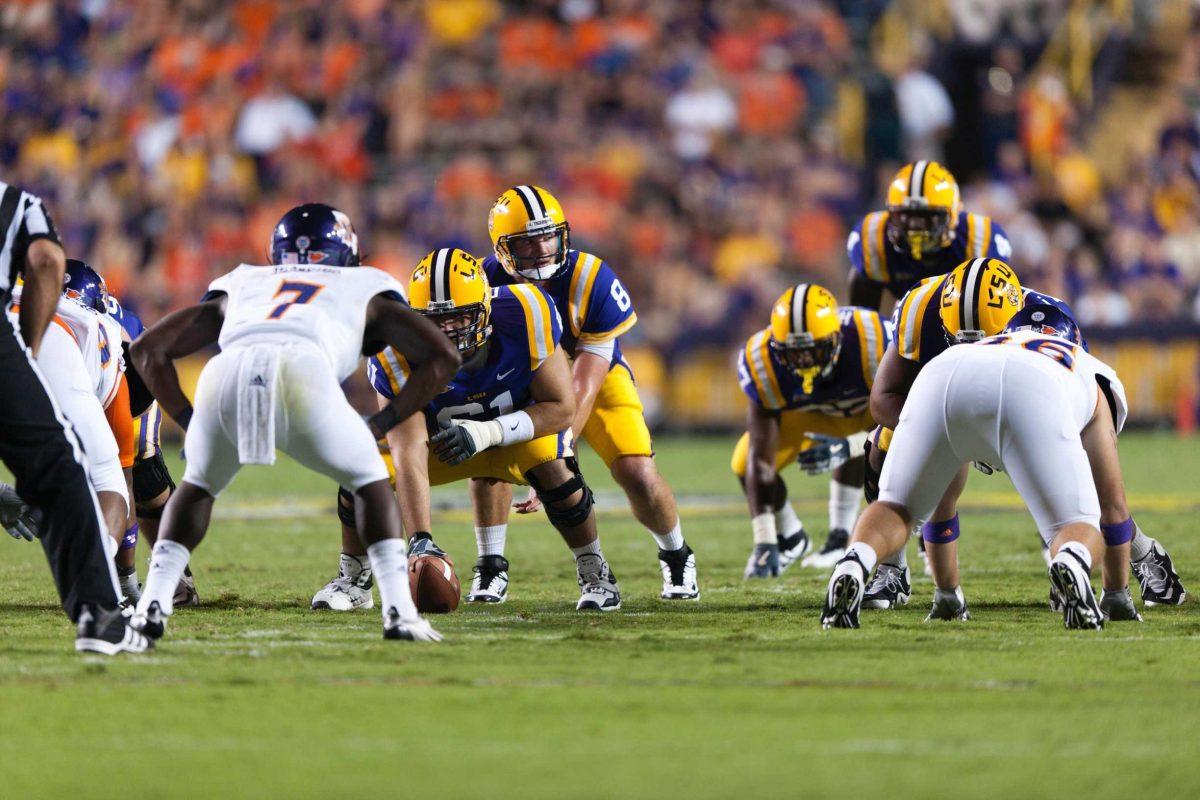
430,419,503,465
0,483,39,541
797,433,852,475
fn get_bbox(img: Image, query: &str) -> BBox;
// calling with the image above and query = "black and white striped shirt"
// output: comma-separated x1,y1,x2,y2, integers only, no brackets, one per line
0,181,62,295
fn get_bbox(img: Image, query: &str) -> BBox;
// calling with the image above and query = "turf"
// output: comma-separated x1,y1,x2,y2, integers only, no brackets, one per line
1,433,1198,799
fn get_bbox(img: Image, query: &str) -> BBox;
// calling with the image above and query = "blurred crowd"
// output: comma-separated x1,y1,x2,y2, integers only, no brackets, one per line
3,0,1200,359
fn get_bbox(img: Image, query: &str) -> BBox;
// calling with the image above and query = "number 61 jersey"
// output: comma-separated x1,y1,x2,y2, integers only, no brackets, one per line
369,283,562,435
204,263,406,382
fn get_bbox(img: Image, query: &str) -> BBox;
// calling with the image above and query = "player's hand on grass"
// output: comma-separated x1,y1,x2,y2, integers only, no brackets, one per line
430,419,503,465
514,486,542,514
0,483,39,541
797,433,851,475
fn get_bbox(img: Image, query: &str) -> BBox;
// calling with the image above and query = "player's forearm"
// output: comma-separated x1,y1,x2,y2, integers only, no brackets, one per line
745,455,778,517
569,351,608,437
386,427,433,535
870,391,904,430
524,399,573,438
18,241,66,355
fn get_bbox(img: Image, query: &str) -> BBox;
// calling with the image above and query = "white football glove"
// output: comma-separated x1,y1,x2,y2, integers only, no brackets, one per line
430,419,504,465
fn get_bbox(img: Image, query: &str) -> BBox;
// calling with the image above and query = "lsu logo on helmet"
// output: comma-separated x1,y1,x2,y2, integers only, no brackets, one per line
939,258,1022,344
409,247,492,353
886,161,962,260
768,283,842,393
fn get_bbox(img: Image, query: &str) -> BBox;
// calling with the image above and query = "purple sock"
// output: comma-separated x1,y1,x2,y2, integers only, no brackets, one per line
1101,517,1135,546
922,513,960,544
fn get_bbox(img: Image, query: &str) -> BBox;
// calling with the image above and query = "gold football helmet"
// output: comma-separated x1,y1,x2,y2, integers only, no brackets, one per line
488,185,570,281
409,247,492,353
886,161,962,259
769,283,842,393
939,258,1023,344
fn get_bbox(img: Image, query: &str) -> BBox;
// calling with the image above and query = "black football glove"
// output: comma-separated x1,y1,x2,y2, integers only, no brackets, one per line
797,433,851,475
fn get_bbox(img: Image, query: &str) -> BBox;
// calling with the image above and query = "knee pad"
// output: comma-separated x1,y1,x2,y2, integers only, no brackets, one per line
528,457,595,529
337,486,357,528
132,452,176,515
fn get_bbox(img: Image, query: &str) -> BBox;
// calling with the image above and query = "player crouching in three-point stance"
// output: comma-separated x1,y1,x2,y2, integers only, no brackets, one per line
823,297,1129,630
128,204,459,643
733,284,889,578
356,247,622,611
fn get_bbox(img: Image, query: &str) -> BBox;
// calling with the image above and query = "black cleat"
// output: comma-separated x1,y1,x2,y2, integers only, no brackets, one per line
129,600,167,641
76,604,152,655
802,528,849,569
1133,541,1187,607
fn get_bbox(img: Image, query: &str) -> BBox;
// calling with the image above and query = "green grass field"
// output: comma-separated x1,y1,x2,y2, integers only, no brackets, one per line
1,433,1198,799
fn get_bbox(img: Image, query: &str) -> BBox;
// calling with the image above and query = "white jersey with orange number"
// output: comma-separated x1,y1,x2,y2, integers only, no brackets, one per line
206,263,406,381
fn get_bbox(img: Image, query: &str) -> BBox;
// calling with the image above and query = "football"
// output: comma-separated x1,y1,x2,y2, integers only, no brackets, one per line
408,554,461,613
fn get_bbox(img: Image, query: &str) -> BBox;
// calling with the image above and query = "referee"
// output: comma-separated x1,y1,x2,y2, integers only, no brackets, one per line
0,180,148,654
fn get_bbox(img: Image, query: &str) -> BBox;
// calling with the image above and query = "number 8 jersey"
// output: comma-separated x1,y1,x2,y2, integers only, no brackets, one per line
369,284,562,434
204,263,406,381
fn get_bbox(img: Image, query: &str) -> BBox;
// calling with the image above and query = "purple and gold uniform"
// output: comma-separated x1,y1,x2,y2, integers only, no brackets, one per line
483,249,649,466
369,283,569,484
731,307,892,476
850,209,1012,301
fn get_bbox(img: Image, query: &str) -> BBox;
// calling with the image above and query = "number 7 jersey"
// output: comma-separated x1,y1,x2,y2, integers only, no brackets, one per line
369,284,562,434
204,263,406,382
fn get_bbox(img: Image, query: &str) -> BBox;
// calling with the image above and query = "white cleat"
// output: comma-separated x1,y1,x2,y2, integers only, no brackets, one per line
576,553,621,611
659,544,699,600
820,554,867,629
383,606,442,642
468,555,510,604
801,529,849,569
311,555,374,611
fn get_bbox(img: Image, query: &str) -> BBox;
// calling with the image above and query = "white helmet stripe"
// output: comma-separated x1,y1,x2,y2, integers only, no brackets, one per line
960,257,986,331
432,248,452,303
514,185,546,221
910,160,929,200
790,284,808,335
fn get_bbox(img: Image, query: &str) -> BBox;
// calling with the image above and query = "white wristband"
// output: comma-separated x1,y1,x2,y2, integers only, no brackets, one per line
751,512,777,545
845,431,869,458
495,410,535,446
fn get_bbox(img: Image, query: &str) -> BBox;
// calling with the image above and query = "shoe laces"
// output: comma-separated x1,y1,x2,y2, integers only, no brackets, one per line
1133,556,1169,593
866,565,902,595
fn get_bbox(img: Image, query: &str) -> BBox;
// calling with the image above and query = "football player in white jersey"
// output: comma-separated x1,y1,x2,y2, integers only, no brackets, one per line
5,261,135,575
823,305,1128,630
128,204,460,643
